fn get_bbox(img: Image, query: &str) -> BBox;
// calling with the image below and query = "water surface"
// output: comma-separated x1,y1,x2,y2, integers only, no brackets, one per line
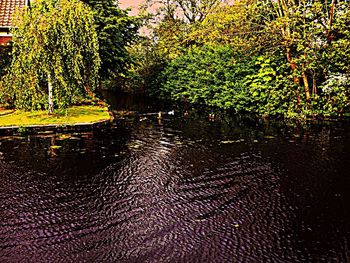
0,93,350,262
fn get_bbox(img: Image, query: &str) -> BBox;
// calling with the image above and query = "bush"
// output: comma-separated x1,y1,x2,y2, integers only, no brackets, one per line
159,45,299,117
0,44,12,77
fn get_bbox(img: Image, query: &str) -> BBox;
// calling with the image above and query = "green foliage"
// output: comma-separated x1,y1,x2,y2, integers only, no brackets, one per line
142,0,226,59
132,0,350,119
319,74,350,115
82,0,140,80
161,45,246,108
1,0,100,112
125,38,167,94
0,44,12,77
160,45,301,117
0,45,12,106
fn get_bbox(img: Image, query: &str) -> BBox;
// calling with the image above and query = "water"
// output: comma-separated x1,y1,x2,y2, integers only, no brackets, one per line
0,92,350,262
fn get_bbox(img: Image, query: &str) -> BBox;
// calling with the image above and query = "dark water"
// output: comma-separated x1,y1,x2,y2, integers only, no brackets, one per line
1,92,350,262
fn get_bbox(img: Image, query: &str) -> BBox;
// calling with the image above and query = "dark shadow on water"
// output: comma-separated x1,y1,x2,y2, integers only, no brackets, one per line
0,91,349,262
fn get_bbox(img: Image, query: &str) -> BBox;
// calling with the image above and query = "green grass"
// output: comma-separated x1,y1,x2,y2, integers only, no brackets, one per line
0,105,110,127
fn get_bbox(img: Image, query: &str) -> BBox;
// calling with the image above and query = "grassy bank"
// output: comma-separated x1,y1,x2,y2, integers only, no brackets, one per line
0,105,110,127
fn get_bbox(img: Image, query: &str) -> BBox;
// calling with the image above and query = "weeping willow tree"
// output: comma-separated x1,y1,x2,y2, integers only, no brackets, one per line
3,0,100,114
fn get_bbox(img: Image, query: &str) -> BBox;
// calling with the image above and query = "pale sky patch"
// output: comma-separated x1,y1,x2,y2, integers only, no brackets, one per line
119,0,144,15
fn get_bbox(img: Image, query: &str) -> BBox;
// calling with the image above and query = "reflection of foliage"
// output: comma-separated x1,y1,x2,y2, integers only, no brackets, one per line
17,126,29,135
2,0,100,112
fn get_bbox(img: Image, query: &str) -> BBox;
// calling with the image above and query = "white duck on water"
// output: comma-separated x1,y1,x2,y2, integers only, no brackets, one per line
158,110,175,120
140,110,175,118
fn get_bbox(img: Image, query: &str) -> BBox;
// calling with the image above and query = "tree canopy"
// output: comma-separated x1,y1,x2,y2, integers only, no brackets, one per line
1,0,100,113
82,0,141,80
128,0,350,118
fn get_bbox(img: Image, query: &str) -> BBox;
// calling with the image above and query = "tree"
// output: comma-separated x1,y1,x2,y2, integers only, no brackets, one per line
0,45,12,78
2,0,100,114
0,44,13,106
142,0,225,24
160,45,297,117
140,0,226,58
184,0,263,49
126,37,167,94
82,0,141,80
131,0,350,117
259,0,348,102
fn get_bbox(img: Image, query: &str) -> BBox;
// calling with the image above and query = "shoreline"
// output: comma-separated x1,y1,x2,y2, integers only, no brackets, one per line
0,105,113,135
0,119,112,136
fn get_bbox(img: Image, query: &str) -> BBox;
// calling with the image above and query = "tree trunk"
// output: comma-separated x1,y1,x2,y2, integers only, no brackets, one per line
327,0,336,42
286,47,301,104
48,73,54,115
312,72,317,96
286,47,300,85
301,63,310,101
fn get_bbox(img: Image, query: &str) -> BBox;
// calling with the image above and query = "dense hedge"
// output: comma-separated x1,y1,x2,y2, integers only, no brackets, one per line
158,45,349,118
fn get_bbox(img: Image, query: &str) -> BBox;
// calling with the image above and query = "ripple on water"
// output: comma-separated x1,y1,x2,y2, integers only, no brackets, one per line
0,115,350,262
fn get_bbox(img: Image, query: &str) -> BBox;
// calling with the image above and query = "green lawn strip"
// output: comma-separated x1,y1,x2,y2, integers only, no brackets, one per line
0,109,15,116
0,105,110,127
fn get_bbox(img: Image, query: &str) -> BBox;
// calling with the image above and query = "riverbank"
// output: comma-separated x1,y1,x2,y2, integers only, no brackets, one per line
0,105,111,128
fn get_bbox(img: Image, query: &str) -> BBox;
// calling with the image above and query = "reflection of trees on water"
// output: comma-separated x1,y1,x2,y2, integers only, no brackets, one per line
0,126,132,177
0,104,349,261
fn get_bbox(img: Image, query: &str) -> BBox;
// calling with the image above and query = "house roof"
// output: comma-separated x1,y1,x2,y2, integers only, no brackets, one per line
0,0,27,28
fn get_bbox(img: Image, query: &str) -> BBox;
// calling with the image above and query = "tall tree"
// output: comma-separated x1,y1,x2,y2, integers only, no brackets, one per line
82,0,140,80
140,0,226,59
2,0,100,113
142,0,225,23
246,0,350,104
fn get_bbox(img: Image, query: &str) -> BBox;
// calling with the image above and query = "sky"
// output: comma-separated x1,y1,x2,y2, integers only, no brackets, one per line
119,0,144,15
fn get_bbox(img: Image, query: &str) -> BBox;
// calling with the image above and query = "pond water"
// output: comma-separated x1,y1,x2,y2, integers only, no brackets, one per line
0,92,350,262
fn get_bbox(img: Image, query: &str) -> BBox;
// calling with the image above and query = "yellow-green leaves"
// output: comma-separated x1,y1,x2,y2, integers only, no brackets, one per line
4,0,101,111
